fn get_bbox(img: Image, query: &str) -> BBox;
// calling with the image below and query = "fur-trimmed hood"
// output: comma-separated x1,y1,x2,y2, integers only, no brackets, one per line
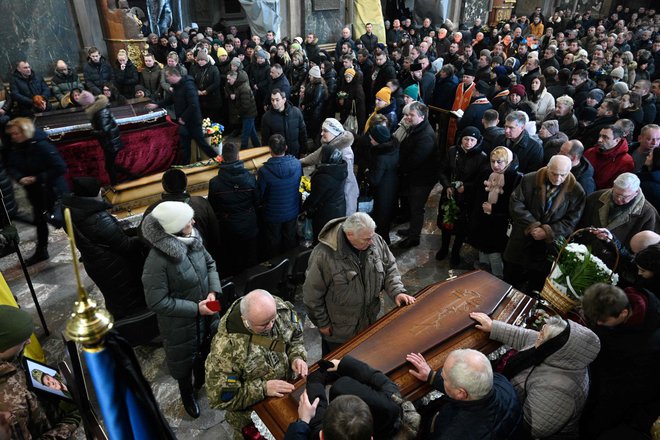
84,94,110,117
141,213,203,262
323,130,354,151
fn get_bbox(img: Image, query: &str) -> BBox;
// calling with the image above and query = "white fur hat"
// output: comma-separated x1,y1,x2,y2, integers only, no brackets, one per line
151,201,194,234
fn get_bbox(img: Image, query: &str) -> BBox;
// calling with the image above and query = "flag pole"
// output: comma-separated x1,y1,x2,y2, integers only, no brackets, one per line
62,208,113,347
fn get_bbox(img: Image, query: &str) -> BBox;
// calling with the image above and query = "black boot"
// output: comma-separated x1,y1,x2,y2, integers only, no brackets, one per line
178,377,200,418
435,231,451,261
25,245,49,266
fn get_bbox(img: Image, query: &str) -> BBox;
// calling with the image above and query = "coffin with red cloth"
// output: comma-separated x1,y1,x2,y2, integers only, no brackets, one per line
33,99,179,186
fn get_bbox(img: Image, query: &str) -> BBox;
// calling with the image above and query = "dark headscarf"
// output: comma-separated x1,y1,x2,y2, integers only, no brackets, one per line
502,321,571,379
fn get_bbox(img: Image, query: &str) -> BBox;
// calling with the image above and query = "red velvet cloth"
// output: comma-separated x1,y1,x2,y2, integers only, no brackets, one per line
56,118,179,186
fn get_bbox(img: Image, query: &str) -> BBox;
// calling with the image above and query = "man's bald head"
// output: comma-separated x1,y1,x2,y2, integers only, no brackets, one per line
630,231,660,254
240,289,277,334
547,155,572,186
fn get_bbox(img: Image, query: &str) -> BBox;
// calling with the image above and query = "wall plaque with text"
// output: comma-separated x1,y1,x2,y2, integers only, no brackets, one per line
313,0,341,11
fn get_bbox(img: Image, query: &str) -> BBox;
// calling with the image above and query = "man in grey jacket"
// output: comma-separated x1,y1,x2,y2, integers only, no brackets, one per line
303,213,416,355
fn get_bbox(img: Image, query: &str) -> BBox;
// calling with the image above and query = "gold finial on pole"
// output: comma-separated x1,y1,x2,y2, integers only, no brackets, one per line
63,208,113,348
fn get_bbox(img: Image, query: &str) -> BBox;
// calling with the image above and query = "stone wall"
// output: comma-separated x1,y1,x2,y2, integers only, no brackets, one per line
0,0,83,80
303,0,347,45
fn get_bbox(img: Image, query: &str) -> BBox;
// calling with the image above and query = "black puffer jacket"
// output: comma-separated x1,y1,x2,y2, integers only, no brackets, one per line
84,95,123,154
289,63,308,103
10,70,51,116
301,81,327,138
157,75,202,125
83,56,114,95
249,61,271,104
61,194,148,319
399,118,437,187
208,160,259,238
303,160,348,239
113,59,139,98
261,103,307,157
51,68,84,102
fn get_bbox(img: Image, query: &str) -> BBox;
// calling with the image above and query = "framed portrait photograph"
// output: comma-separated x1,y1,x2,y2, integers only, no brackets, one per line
24,357,73,401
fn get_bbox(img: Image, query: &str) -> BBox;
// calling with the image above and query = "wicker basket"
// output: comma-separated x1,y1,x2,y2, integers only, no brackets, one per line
540,228,619,315
540,278,581,314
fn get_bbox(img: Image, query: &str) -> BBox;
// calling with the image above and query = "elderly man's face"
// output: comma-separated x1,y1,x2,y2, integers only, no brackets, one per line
547,160,571,186
504,120,524,140
405,109,424,127
598,128,619,150
342,28,350,39
345,227,375,250
612,185,638,206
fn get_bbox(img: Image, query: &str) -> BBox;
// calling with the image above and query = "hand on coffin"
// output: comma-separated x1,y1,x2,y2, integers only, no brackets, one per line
406,352,432,382
291,358,308,377
266,379,295,397
469,312,492,332
327,359,340,372
145,103,158,110
395,293,416,306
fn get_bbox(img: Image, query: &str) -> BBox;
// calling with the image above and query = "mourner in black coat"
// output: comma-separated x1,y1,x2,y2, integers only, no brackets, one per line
208,144,260,277
62,177,149,319
367,125,400,244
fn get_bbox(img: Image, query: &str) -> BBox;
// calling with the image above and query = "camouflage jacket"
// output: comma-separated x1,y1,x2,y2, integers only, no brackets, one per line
0,360,80,439
205,296,307,411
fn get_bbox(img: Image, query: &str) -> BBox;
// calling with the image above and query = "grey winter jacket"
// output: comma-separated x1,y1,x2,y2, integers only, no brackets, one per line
301,130,359,215
490,320,600,439
303,217,406,343
141,214,221,379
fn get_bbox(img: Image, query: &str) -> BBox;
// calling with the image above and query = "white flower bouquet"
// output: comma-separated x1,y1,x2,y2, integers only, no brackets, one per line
541,234,619,314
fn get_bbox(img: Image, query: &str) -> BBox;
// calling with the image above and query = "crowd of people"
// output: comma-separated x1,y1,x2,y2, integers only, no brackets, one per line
0,3,659,440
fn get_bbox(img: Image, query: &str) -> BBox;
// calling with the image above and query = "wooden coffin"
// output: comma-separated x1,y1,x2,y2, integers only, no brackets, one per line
33,98,168,143
104,146,271,218
254,271,536,439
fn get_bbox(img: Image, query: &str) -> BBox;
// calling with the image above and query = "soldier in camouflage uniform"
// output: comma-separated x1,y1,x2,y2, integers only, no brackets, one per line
206,289,307,440
0,305,80,439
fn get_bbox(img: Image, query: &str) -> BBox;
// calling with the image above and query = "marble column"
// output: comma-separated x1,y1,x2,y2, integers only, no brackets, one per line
0,0,83,79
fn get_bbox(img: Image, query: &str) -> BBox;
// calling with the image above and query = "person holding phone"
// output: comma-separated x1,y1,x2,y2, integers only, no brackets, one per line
141,201,221,419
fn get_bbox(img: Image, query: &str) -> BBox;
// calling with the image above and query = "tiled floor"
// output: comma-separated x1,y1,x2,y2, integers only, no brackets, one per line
2,180,477,439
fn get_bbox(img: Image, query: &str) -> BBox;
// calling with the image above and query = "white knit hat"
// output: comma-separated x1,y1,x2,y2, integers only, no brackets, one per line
322,118,345,137
151,201,194,234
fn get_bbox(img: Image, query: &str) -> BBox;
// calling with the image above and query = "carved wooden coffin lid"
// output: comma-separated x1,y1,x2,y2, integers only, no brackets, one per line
254,270,536,439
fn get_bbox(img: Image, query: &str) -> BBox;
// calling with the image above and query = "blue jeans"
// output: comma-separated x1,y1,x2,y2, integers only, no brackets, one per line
178,123,216,164
240,117,260,149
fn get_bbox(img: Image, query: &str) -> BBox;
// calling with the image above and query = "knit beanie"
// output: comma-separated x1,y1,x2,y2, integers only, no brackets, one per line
216,47,228,57
609,66,624,80
344,68,356,78
196,51,209,61
459,126,482,144
181,32,189,39
72,176,102,197
493,65,508,77
322,118,345,137
497,75,512,88
369,124,391,144
375,87,391,104
151,201,194,234
77,90,95,107
309,65,321,79
0,305,34,352
510,84,526,97
410,62,423,72
587,88,605,102
403,84,419,100
230,57,242,68
612,82,629,95
256,49,269,60
162,168,188,194
541,119,559,136
168,36,177,44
